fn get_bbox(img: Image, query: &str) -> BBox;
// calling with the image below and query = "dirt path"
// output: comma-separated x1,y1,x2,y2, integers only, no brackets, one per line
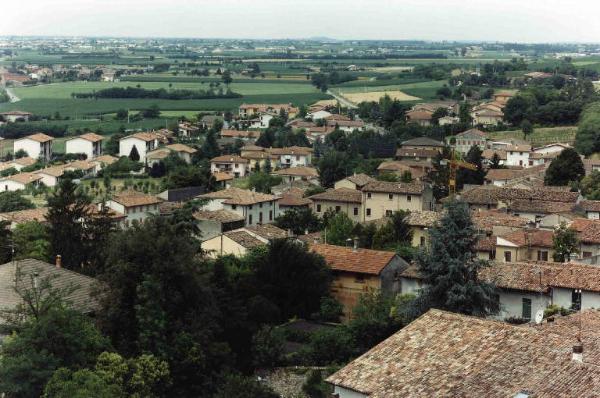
326,89,358,109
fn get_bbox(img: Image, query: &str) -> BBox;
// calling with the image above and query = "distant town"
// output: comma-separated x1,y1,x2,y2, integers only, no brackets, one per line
2,36,600,397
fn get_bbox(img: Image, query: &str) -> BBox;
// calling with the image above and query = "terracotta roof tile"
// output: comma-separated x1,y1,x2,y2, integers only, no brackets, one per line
499,228,554,248
193,209,244,223
112,192,161,207
362,180,426,195
224,230,265,249
210,155,249,164
308,188,362,204
310,243,396,275
272,166,318,178
20,133,53,143
199,187,278,205
72,133,104,143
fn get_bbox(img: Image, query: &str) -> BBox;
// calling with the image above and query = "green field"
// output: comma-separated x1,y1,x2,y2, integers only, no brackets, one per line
488,126,578,146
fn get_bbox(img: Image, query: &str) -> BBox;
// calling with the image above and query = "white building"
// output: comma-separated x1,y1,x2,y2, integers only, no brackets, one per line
65,133,104,159
249,114,274,129
118,132,160,163
105,191,161,227
0,173,42,192
14,133,53,162
307,110,332,120
198,187,280,226
268,146,313,168
505,144,532,167
0,111,32,123
210,155,249,178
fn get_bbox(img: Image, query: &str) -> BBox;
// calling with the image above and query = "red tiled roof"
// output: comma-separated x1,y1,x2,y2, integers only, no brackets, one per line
310,243,396,275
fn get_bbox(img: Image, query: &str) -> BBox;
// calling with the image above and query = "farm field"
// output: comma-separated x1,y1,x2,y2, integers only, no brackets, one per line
337,90,421,103
487,126,577,146
331,80,446,102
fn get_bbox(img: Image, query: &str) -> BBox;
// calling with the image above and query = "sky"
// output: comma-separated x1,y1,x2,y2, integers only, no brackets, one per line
2,0,599,43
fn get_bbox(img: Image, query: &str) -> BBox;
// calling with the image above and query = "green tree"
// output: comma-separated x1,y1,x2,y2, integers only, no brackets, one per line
580,170,600,199
458,102,472,125
43,368,123,398
115,109,128,121
521,119,533,139
324,212,355,246
13,221,50,261
129,145,140,162
0,220,12,264
0,191,34,212
200,129,220,159
247,172,282,194
413,200,499,317
544,148,585,186
489,152,505,169
46,179,91,270
214,374,278,398
105,132,125,156
553,222,579,262
575,105,600,156
275,207,322,235
142,104,161,119
0,307,110,398
457,145,485,187
251,325,285,368
221,70,233,85
318,151,352,188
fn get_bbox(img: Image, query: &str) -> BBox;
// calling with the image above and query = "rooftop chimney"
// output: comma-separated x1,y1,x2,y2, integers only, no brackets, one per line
572,342,583,362
352,236,359,252
55,255,62,268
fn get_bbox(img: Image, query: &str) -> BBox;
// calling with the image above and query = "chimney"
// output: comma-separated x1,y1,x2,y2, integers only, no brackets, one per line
352,236,359,252
55,255,62,268
313,236,320,244
572,342,583,362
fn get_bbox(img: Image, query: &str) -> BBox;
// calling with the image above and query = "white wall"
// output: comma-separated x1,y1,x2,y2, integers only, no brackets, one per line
582,291,600,310
14,139,47,161
400,278,423,295
506,151,530,167
552,287,573,309
587,211,600,220
35,172,59,187
66,138,100,159
277,154,310,168
119,138,151,162
0,179,27,192
495,290,550,321
223,200,279,226
333,386,368,398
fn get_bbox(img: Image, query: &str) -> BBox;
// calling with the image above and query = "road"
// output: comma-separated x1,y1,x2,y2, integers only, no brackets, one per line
4,87,19,103
326,89,358,109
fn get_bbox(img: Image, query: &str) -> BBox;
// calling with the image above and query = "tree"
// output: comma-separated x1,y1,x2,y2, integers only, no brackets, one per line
251,325,285,368
457,145,485,188
142,104,161,119
129,145,140,162
115,109,128,121
0,307,110,398
221,70,233,85
580,170,600,200
521,119,533,139
247,172,282,194
214,374,278,398
13,221,50,261
575,104,600,156
489,152,505,169
149,161,166,177
324,212,355,246
43,368,123,398
105,132,125,156
0,191,34,212
200,129,220,159
318,151,352,188
544,148,585,186
275,208,322,235
458,102,472,125
247,239,332,321
413,200,499,317
0,220,12,264
46,178,91,270
553,222,579,262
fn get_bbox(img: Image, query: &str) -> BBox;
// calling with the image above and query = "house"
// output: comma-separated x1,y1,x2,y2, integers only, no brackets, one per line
494,91,515,105
14,133,53,161
484,164,547,187
199,115,222,130
306,110,332,120
505,144,532,167
451,128,486,154
165,143,196,164
0,172,42,192
105,191,161,227
271,166,319,184
268,146,313,168
0,259,100,325
201,224,288,258
177,122,200,138
471,209,530,236
481,149,507,166
395,147,439,163
496,228,555,262
325,119,366,133
6,157,37,171
214,172,234,189
399,137,445,151
310,243,408,318
470,103,504,126
118,132,160,162
405,110,433,126
404,210,441,247
438,115,459,126
533,143,570,156
239,103,298,118
362,181,434,221
308,188,363,222
570,218,600,259
580,200,600,220
0,207,48,229
242,150,278,172
198,187,280,226
145,148,172,166
0,111,33,123
90,154,118,174
65,133,104,159
277,189,312,212
327,309,600,398
411,100,460,115
33,165,66,187
248,114,274,129
377,160,431,180
305,125,336,143
210,155,249,178
220,129,260,141
193,209,245,241
334,174,375,191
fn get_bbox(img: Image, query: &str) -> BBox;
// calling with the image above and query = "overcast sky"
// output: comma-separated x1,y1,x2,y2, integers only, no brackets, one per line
2,0,598,43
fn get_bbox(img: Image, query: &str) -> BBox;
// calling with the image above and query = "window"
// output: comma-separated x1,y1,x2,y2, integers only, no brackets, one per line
316,204,322,212
269,210,273,221
367,193,372,199
259,203,263,208
537,250,548,262
522,298,532,320
353,207,359,216
231,205,237,210
259,212,263,223
420,236,426,247
572,289,582,311
504,251,512,262
407,195,412,202
386,210,393,217
235,163,239,168
366,208,371,216
583,251,593,258
388,193,393,200
296,156,300,161
355,275,365,284
248,214,253,225
249,205,253,210
335,206,341,212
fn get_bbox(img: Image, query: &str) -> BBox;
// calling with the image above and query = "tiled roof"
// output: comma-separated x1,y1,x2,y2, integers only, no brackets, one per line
4,172,43,184
166,143,197,154
482,149,507,160
509,199,575,214
471,210,529,232
128,132,160,142
328,308,600,397
406,110,433,121
35,165,65,177
0,207,48,224
499,228,554,248
213,171,234,182
268,146,313,156
278,192,312,207
485,164,547,182
310,243,396,275
395,148,440,158
401,137,445,147
345,173,375,187
580,200,600,212
570,218,600,244
458,186,579,206
474,235,496,252
456,128,486,138
240,144,265,152
0,259,100,318
224,230,265,249
11,157,37,167
72,132,104,143
245,224,288,240
112,192,161,207
91,155,118,165
20,133,53,143
146,148,171,160
405,210,441,227
272,166,318,178
308,188,362,204
362,181,426,195
193,209,244,223
211,155,249,164
199,187,278,205
220,129,260,138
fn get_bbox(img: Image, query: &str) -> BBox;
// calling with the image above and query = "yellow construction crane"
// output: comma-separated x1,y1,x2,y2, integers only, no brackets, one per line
440,150,478,195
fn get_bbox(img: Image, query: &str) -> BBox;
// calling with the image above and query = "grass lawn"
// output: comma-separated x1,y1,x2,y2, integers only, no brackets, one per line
80,177,165,200
487,126,577,146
